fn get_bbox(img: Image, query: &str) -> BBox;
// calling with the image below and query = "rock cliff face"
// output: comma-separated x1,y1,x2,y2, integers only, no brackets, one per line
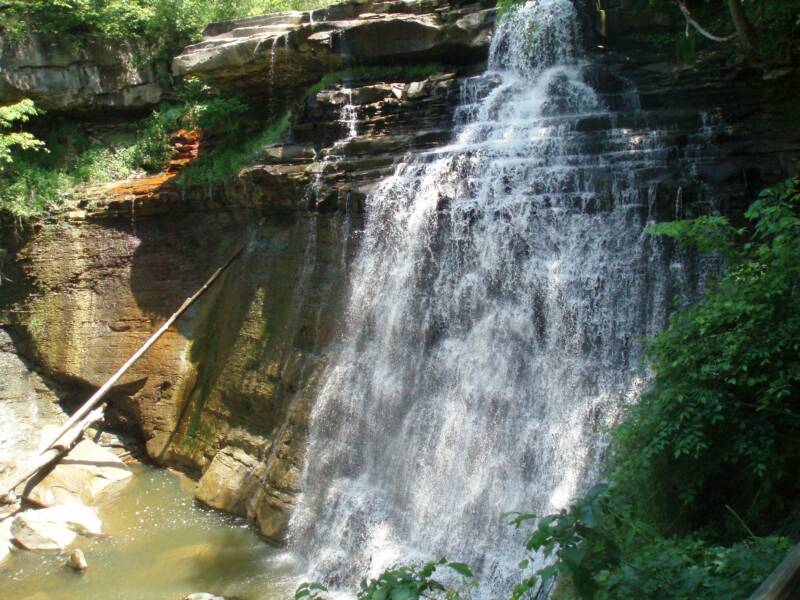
173,0,494,98
0,34,163,112
3,0,799,544
1,0,494,542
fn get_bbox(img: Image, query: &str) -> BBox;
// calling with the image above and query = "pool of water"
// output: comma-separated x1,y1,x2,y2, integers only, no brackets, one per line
2,465,303,600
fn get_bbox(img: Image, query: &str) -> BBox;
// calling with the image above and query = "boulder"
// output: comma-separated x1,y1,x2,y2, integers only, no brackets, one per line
11,505,102,551
25,436,133,508
195,446,264,516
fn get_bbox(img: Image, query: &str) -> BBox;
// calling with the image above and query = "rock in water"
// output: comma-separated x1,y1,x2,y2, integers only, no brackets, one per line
11,505,102,551
0,517,12,564
25,436,133,507
195,446,262,516
183,594,225,600
66,548,88,571
11,513,76,551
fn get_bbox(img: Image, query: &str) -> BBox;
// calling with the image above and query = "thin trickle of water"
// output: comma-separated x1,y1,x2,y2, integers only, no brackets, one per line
340,88,359,139
290,0,716,596
269,36,280,87
308,86,360,204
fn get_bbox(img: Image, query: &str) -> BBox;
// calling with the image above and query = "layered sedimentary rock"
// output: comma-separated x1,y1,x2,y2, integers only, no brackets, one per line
0,34,163,112
3,0,800,546
173,0,494,94
2,60,475,540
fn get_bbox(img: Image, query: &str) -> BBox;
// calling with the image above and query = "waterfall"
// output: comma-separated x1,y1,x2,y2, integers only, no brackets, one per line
290,0,712,595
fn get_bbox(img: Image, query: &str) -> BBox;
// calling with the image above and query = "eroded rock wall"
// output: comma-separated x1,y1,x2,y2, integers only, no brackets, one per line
0,34,163,112
1,21,482,539
4,0,800,545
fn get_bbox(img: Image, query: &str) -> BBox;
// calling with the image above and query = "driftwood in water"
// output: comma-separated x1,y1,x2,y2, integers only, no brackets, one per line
0,407,105,502
749,543,800,600
40,244,244,454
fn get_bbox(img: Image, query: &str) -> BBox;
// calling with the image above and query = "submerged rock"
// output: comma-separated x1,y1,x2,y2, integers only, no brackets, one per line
11,505,102,551
25,436,133,508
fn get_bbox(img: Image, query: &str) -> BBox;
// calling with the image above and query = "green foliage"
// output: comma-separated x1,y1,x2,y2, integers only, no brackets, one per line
0,111,172,218
614,179,800,537
132,106,183,173
496,0,527,18
0,100,46,169
358,559,473,600
295,559,476,600
295,582,328,600
0,0,339,62
508,488,791,600
593,535,792,600
179,110,291,186
506,485,622,600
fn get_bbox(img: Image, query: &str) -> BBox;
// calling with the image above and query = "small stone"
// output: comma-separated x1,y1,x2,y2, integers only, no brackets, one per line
183,594,225,600
66,548,88,571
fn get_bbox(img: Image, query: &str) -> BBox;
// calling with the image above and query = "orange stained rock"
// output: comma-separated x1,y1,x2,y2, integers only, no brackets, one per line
98,129,202,202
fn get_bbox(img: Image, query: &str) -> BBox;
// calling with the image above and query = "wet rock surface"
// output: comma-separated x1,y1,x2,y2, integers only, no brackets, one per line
0,329,66,479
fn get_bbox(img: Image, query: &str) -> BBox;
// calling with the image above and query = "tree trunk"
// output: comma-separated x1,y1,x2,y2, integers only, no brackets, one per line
726,0,761,66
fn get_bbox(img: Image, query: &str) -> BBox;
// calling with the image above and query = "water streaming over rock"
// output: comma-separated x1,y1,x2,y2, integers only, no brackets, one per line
290,0,715,594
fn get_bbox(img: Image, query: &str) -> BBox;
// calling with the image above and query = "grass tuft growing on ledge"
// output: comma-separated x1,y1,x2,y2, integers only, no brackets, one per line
179,111,292,187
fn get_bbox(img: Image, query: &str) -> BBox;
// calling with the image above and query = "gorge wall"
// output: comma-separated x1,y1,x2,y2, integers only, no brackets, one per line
2,0,799,559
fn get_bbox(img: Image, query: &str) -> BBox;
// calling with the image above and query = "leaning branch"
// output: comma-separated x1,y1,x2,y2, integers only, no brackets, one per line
39,244,245,455
677,1,737,43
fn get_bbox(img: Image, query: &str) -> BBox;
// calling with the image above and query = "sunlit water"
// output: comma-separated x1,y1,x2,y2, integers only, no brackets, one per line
290,0,715,596
2,466,302,600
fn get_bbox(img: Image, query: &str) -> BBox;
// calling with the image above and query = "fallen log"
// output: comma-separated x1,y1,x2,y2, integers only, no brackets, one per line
39,244,244,454
0,406,105,502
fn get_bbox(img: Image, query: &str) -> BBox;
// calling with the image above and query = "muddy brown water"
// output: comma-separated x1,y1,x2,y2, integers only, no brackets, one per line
2,465,302,600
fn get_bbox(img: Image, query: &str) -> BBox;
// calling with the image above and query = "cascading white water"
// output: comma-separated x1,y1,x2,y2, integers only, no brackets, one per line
290,0,712,595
